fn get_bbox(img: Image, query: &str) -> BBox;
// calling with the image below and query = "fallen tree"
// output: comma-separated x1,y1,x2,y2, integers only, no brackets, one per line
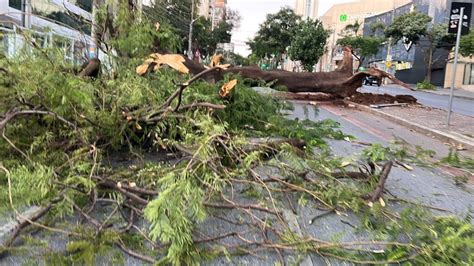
135,47,413,98
1,8,471,264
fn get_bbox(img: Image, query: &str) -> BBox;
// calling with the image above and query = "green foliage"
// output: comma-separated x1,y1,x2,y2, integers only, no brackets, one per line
145,172,206,264
460,30,474,57
369,208,474,264
248,8,301,58
225,52,251,66
362,143,387,162
2,5,473,265
288,19,329,71
337,36,384,67
416,81,436,90
0,163,54,207
341,20,361,36
145,1,239,56
111,20,160,58
369,21,386,34
362,138,435,165
441,149,474,170
385,11,432,44
156,24,183,53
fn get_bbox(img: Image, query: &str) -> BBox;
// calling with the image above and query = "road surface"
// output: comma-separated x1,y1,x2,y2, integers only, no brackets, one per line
1,100,472,266
359,85,474,117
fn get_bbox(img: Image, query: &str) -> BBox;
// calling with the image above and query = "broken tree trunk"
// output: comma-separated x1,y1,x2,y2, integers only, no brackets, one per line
137,47,413,98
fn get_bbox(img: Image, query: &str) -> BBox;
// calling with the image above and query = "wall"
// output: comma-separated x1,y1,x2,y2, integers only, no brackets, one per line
445,55,474,91
362,0,474,86
318,0,412,72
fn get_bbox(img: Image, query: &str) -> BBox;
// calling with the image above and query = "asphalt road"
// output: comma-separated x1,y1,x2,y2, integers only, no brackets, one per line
359,85,474,117
288,101,473,265
2,100,472,266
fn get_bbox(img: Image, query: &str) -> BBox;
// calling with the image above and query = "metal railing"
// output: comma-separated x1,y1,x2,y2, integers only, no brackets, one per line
0,23,91,64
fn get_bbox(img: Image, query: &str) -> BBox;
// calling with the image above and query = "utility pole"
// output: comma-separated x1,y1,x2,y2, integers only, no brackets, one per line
187,0,195,59
446,7,464,126
385,0,396,81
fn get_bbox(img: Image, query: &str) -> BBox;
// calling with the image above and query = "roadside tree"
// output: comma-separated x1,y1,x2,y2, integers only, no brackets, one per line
385,12,454,82
288,19,329,72
420,24,455,82
384,11,432,44
460,30,474,57
247,8,301,67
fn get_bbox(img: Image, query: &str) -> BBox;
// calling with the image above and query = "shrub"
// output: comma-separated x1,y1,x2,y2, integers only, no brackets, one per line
416,81,436,90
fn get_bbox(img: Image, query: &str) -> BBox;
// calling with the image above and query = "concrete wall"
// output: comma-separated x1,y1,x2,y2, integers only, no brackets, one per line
319,0,411,72
444,55,474,91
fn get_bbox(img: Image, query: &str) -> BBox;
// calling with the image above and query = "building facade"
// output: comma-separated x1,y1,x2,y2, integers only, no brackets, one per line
1,0,93,61
198,0,227,30
318,0,411,72
294,0,318,20
362,0,474,89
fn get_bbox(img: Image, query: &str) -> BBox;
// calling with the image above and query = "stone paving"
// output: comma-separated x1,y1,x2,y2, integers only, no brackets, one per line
376,105,474,141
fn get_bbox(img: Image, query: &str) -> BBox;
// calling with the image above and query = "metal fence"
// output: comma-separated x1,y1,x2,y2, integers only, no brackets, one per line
0,24,91,64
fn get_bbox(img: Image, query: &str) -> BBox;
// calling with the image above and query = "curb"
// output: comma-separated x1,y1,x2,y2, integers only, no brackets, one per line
345,101,474,150
382,85,474,100
421,90,474,100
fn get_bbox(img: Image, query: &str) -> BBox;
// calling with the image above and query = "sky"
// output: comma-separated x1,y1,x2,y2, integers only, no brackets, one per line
227,0,355,56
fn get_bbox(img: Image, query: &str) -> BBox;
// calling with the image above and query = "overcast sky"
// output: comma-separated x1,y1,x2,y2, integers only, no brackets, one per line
228,0,355,55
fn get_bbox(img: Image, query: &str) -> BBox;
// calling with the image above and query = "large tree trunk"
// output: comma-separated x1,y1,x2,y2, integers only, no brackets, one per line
179,47,411,97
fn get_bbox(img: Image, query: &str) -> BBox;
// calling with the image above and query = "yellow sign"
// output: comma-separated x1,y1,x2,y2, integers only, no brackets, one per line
385,61,392,68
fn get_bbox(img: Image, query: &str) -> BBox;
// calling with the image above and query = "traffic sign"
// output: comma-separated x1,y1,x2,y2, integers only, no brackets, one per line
448,2,471,35
446,2,471,126
339,14,348,22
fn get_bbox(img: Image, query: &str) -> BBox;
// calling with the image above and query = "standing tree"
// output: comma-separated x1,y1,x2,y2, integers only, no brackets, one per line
248,8,301,67
341,20,361,37
384,11,432,44
385,12,454,82
145,1,239,57
460,30,474,57
419,24,454,82
288,19,329,71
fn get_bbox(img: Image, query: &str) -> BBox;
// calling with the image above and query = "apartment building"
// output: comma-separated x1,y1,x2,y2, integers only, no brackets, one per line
294,0,318,20
0,0,93,60
199,0,227,29
318,0,411,71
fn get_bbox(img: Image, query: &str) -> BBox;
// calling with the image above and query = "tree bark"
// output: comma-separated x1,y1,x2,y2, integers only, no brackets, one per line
426,47,433,83
171,47,412,97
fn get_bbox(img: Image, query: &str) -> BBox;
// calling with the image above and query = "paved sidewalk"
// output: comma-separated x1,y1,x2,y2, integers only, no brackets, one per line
347,102,474,150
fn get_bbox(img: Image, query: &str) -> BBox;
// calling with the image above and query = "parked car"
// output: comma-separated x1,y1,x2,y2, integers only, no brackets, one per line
363,76,381,86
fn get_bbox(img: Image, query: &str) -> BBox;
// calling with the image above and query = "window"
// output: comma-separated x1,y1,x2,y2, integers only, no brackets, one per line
464,64,474,85
9,0,22,10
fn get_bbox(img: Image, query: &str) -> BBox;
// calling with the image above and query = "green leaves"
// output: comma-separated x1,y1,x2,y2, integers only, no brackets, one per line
144,165,207,264
288,19,329,72
460,30,474,57
385,11,432,44
1,163,55,207
337,36,384,58
248,8,302,58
